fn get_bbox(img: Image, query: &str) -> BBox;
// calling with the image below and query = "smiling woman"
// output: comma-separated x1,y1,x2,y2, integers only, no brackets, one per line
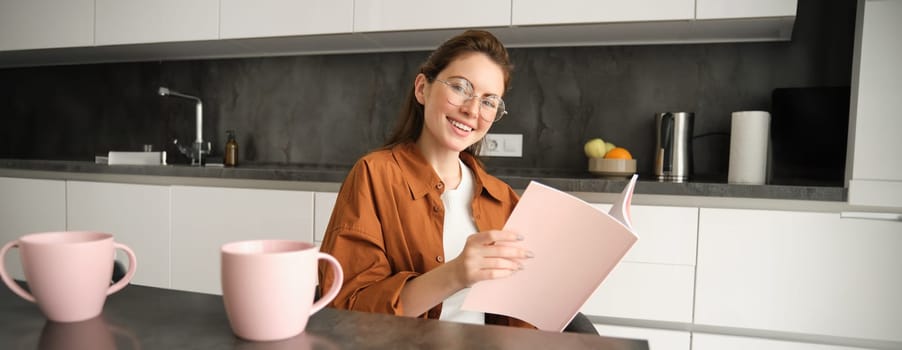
317,30,550,331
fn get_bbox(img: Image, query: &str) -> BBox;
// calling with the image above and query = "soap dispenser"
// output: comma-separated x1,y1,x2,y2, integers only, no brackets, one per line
225,130,238,167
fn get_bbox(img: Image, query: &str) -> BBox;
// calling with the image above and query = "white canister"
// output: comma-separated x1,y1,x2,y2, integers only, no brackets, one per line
728,111,770,185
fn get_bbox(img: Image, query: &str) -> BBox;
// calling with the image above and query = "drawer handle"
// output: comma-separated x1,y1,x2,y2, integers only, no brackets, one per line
840,211,902,221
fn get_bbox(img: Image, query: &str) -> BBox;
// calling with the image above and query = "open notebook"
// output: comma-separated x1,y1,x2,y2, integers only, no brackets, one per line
462,174,639,331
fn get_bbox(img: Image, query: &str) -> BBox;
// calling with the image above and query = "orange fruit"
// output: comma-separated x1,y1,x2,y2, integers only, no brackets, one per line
604,147,633,160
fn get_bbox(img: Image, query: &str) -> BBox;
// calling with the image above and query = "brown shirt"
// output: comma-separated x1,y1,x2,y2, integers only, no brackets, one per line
318,142,534,329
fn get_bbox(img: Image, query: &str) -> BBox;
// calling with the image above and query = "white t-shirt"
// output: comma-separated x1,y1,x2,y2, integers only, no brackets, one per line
438,159,484,324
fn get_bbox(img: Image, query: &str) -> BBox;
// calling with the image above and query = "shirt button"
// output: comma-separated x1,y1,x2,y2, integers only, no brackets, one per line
436,182,444,190
436,256,444,263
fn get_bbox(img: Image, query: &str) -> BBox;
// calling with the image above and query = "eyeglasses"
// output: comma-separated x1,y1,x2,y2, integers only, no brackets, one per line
435,78,507,122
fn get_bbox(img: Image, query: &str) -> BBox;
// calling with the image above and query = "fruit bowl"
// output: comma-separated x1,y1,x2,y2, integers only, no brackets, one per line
588,158,637,178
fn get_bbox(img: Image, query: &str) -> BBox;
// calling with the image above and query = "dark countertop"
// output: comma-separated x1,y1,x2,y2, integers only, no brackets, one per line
0,159,846,202
0,283,649,350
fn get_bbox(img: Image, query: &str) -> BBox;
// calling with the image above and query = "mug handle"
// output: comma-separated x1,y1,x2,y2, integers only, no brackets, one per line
0,240,36,303
309,252,343,315
107,243,137,295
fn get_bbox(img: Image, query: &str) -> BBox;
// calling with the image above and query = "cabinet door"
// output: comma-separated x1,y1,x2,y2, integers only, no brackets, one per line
594,324,689,350
512,0,694,26
581,262,694,323
696,0,798,20
170,186,314,294
354,0,510,32
590,204,698,265
693,333,872,350
848,0,902,208
314,192,338,244
0,0,94,51
221,0,353,39
696,208,902,342
95,0,219,46
580,204,697,322
0,177,66,280
66,181,171,289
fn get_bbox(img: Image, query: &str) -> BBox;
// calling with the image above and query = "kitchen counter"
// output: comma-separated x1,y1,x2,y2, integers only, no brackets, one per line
0,159,846,203
0,283,648,350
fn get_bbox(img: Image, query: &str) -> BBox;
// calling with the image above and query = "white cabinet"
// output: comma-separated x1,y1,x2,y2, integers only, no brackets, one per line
0,0,94,51
696,0,798,19
847,0,902,208
582,262,695,323
66,181,171,289
692,0,797,43
595,324,689,350
593,205,698,265
504,0,793,48
0,0,800,66
314,192,338,243
0,177,66,280
693,333,872,350
512,0,694,26
95,0,219,46
580,205,697,323
695,208,902,342
354,0,510,32
170,186,315,294
221,0,353,39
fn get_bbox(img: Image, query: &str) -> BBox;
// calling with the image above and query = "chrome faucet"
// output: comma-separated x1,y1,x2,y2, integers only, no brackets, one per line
159,87,211,166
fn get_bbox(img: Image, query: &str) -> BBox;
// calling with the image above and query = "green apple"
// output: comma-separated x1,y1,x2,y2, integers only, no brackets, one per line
604,142,616,154
584,138,607,158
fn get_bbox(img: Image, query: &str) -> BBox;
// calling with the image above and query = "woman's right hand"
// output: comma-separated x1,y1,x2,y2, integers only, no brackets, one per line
449,230,534,288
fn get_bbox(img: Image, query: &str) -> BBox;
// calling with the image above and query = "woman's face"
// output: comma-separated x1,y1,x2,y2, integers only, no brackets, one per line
414,52,505,154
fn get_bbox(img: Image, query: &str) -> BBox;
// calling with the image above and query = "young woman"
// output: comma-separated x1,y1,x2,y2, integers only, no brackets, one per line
318,30,534,328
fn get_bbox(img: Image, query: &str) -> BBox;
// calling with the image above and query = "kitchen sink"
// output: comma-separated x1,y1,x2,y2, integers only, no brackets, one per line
96,151,167,165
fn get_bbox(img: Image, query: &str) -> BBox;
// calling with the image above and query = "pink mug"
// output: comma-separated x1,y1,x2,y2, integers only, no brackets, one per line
221,240,343,342
0,231,137,322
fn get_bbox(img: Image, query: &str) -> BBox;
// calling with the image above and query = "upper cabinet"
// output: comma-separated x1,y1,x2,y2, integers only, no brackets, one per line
512,0,694,26
502,0,794,47
0,0,94,51
691,0,797,43
95,0,219,46
354,0,510,32
847,0,902,209
221,0,353,39
0,1,799,67
696,0,798,19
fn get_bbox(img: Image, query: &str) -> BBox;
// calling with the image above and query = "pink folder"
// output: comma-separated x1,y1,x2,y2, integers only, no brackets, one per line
462,175,639,331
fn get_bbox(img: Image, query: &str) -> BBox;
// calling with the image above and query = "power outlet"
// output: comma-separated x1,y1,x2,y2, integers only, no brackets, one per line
482,133,523,157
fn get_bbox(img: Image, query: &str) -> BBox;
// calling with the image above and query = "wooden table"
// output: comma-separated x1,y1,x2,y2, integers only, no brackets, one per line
0,283,648,349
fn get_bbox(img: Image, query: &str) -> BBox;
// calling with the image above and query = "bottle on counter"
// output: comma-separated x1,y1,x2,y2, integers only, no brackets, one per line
225,130,238,167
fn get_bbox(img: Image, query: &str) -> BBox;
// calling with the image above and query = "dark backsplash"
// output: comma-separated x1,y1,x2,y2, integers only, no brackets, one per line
0,0,856,182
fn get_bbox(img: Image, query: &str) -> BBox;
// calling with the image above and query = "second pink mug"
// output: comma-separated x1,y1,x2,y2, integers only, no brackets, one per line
0,231,138,322
221,240,343,342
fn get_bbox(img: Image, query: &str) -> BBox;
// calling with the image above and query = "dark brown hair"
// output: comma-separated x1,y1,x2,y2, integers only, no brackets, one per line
383,30,513,157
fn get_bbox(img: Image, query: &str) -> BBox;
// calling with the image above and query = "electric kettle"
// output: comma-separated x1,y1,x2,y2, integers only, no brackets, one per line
654,112,694,182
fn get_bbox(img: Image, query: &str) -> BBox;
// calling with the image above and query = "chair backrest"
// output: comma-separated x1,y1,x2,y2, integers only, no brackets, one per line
112,260,127,284
563,312,599,335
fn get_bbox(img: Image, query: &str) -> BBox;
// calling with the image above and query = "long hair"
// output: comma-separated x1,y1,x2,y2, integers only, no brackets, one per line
383,30,513,158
